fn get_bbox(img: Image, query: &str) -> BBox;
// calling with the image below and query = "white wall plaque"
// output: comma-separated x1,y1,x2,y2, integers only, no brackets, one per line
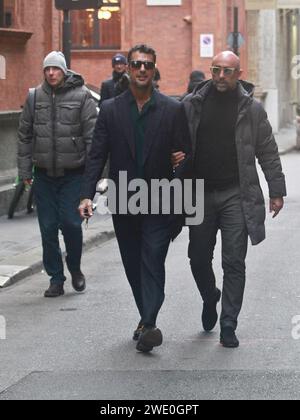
200,34,214,58
0,55,6,80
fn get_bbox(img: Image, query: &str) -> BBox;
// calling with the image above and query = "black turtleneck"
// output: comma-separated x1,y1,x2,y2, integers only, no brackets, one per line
195,85,240,190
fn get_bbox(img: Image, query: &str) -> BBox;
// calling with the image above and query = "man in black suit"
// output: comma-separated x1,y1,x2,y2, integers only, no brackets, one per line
98,54,129,107
80,44,191,353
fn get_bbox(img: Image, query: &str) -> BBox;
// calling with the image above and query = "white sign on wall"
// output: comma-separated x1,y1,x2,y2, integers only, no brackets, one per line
245,0,277,9
278,0,300,7
246,0,300,9
0,55,6,80
147,0,182,5
200,34,214,58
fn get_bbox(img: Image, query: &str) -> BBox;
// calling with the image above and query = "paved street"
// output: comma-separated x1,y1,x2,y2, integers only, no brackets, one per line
0,152,300,400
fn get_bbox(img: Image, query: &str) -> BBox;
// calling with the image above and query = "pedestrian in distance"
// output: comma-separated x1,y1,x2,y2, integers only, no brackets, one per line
18,51,98,298
80,44,192,353
98,53,129,107
180,70,206,100
173,51,287,348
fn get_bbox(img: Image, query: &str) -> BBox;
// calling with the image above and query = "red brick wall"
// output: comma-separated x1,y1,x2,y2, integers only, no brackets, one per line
71,50,126,92
0,0,60,111
125,0,193,96
71,0,247,97
0,0,247,110
71,0,193,96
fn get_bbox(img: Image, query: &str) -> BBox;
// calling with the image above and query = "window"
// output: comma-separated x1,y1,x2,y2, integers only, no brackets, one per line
0,0,16,28
71,1,121,50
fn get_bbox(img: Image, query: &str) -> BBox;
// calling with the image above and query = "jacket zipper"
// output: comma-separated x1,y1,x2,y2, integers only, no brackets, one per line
52,92,57,177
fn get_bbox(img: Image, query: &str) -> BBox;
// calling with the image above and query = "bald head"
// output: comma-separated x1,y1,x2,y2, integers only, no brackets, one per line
211,51,242,92
212,51,240,70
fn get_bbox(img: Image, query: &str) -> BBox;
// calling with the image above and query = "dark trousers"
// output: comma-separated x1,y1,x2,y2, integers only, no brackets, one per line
189,185,248,330
33,171,83,284
113,215,172,328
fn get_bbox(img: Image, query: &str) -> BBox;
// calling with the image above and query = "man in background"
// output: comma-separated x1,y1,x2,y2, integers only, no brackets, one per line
98,53,129,106
18,51,97,298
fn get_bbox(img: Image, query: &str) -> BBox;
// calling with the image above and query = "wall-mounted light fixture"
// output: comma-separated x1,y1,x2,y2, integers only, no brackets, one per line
98,0,120,20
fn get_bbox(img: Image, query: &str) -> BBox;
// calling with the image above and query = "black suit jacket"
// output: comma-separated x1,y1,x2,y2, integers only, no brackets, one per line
99,79,116,107
81,89,192,202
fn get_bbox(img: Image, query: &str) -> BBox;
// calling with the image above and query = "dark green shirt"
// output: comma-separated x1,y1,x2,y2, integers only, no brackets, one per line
129,91,156,178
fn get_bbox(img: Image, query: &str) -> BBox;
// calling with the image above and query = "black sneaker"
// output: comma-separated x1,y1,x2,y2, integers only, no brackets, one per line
220,327,239,348
44,283,64,298
202,288,222,332
71,271,86,292
136,327,163,353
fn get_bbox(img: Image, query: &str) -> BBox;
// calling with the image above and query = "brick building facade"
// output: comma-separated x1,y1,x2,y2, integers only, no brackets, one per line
72,0,247,97
0,0,246,111
0,0,60,111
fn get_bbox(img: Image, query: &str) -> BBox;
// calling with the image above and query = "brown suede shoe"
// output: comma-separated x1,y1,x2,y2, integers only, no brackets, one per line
136,327,163,353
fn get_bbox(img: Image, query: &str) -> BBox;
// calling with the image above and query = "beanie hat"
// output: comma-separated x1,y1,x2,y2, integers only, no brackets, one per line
112,54,127,67
43,51,68,75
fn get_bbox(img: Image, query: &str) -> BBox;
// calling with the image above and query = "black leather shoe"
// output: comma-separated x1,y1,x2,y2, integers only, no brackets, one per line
220,327,239,348
202,288,221,332
71,271,86,292
44,283,64,298
136,327,163,353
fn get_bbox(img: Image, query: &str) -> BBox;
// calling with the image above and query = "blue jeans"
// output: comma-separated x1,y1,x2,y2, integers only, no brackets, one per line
33,171,83,284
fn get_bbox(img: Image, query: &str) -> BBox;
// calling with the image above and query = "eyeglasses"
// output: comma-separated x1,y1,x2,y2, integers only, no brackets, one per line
210,66,237,76
130,61,155,70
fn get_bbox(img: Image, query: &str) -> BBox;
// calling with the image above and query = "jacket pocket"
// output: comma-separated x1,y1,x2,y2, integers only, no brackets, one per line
35,104,50,124
59,103,81,125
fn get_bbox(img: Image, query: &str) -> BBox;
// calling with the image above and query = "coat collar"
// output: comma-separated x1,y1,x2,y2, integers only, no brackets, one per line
190,79,254,108
189,80,254,127
116,89,167,164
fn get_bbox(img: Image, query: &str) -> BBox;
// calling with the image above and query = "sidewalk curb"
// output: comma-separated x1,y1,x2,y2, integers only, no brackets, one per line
0,229,115,289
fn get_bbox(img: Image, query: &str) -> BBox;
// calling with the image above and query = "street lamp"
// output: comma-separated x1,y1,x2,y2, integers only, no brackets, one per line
55,1,103,10
233,7,239,56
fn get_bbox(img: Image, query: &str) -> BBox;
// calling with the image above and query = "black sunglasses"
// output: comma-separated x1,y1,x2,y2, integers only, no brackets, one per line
130,60,155,70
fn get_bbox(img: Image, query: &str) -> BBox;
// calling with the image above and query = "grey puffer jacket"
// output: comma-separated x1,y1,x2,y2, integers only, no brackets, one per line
183,80,287,246
18,71,97,178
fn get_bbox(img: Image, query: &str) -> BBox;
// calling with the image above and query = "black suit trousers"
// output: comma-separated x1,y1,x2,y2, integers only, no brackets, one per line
113,214,172,327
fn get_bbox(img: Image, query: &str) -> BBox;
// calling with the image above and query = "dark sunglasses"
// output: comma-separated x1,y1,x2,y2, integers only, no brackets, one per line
130,60,155,70
210,66,237,76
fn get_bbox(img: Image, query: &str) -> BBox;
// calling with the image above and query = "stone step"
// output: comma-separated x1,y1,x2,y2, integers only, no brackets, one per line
0,169,16,187
0,183,31,218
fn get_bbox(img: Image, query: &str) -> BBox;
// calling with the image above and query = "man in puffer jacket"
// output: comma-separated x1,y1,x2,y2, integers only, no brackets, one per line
172,51,287,348
18,51,97,298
